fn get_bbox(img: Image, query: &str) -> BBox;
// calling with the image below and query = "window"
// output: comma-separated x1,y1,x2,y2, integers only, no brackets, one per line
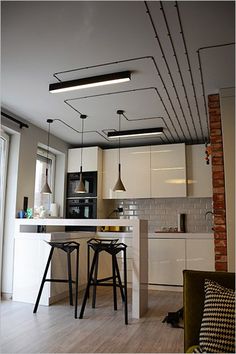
34,148,55,217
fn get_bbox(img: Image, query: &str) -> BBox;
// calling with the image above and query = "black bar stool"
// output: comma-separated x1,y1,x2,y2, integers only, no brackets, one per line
33,241,80,318
79,238,128,324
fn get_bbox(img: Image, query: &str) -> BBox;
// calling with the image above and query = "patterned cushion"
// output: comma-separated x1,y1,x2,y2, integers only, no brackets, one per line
192,346,206,353
199,279,235,353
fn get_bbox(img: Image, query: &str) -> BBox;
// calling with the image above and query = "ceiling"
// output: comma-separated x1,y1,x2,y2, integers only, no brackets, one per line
1,1,235,148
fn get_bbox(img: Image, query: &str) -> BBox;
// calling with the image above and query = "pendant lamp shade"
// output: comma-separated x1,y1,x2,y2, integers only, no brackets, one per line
75,166,86,193
75,115,87,194
41,168,52,194
113,110,126,192
113,163,126,192
41,119,53,194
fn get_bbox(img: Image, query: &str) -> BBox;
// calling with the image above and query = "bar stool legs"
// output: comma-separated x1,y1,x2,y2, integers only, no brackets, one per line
79,239,128,324
79,250,99,318
33,247,54,314
33,241,80,319
67,250,73,306
74,246,79,319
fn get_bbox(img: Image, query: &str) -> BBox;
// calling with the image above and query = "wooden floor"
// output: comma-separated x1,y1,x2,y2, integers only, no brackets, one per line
0,289,184,353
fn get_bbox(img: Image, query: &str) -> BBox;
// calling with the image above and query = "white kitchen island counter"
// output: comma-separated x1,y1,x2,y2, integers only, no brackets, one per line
13,218,148,319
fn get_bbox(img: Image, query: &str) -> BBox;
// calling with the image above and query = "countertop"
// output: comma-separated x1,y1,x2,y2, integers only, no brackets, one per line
148,232,214,239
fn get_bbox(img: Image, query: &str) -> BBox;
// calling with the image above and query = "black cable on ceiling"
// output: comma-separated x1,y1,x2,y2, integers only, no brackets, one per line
197,42,235,136
52,55,185,143
64,86,179,143
175,1,204,142
160,1,196,143
144,1,189,142
50,118,110,142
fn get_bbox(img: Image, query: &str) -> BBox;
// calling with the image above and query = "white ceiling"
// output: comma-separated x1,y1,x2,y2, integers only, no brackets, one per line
1,1,235,148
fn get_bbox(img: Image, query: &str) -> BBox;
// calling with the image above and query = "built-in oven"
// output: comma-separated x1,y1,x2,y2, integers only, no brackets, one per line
67,171,97,198
66,198,97,231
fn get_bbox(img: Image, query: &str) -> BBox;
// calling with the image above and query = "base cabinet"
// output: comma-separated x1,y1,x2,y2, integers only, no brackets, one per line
186,239,215,271
148,237,214,287
148,239,185,286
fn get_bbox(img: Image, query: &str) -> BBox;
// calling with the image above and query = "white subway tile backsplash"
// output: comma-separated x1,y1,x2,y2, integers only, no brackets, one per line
109,197,213,233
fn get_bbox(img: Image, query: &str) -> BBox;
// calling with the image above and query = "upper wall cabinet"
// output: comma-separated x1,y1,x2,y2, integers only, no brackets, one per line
121,146,151,199
68,147,102,172
186,145,212,197
150,143,187,197
102,146,151,199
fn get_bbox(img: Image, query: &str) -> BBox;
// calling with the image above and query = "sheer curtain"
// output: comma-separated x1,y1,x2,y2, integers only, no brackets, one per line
0,130,9,291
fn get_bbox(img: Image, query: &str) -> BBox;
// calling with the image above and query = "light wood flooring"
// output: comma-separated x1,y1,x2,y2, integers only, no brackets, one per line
0,289,184,353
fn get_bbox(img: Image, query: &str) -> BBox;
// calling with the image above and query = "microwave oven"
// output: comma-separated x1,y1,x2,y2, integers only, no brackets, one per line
67,171,97,198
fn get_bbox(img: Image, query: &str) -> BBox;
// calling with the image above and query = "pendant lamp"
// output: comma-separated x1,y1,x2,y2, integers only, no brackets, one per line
113,110,126,192
41,119,53,194
75,114,87,193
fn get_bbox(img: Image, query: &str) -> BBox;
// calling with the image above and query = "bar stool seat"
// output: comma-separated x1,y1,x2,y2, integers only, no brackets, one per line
33,241,80,318
79,238,128,324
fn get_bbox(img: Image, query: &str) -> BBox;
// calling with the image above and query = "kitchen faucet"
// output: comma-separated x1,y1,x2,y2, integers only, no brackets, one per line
205,210,213,219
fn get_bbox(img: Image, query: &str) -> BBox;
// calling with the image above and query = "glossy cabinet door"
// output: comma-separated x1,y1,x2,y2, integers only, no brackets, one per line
68,146,101,172
148,238,186,286
186,239,215,271
186,144,212,197
102,146,151,199
120,146,150,199
102,148,119,199
150,143,186,197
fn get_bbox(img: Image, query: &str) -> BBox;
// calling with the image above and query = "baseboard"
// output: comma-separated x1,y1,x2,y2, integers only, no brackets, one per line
1,292,12,300
148,284,183,292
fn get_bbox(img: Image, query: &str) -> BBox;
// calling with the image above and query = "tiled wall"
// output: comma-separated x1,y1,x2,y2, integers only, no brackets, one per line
110,197,213,233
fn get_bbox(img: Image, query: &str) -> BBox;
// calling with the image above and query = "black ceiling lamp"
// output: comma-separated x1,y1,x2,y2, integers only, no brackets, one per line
113,110,126,192
49,71,131,93
41,119,53,194
75,114,87,193
108,127,164,139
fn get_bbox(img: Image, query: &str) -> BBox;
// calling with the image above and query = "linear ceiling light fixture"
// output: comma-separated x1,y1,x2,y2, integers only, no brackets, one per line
108,127,163,139
49,71,131,93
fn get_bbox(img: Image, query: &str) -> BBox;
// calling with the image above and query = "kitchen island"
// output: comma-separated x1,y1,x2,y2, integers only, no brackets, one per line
13,218,148,319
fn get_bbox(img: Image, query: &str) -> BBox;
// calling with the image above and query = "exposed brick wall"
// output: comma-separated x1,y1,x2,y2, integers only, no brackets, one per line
208,94,227,271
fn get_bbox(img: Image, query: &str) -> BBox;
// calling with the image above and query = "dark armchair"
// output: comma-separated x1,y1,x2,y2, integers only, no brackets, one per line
183,269,235,352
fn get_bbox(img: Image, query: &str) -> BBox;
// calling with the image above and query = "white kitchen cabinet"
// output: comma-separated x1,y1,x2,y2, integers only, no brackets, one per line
150,143,187,197
102,149,119,199
186,145,212,197
102,146,151,199
68,146,102,172
121,146,150,199
148,238,186,286
186,239,215,271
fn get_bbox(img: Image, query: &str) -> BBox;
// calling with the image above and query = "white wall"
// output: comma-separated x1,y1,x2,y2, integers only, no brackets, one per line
1,114,69,295
220,88,235,272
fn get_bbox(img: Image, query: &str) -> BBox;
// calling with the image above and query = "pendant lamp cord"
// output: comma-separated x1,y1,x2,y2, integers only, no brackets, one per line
46,121,51,178
118,113,121,165
80,117,84,172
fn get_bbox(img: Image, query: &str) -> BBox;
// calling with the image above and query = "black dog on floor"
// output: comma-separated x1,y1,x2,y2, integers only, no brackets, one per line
162,307,184,328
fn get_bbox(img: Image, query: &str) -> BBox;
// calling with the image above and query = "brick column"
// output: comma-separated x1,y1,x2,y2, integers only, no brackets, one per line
208,94,227,271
